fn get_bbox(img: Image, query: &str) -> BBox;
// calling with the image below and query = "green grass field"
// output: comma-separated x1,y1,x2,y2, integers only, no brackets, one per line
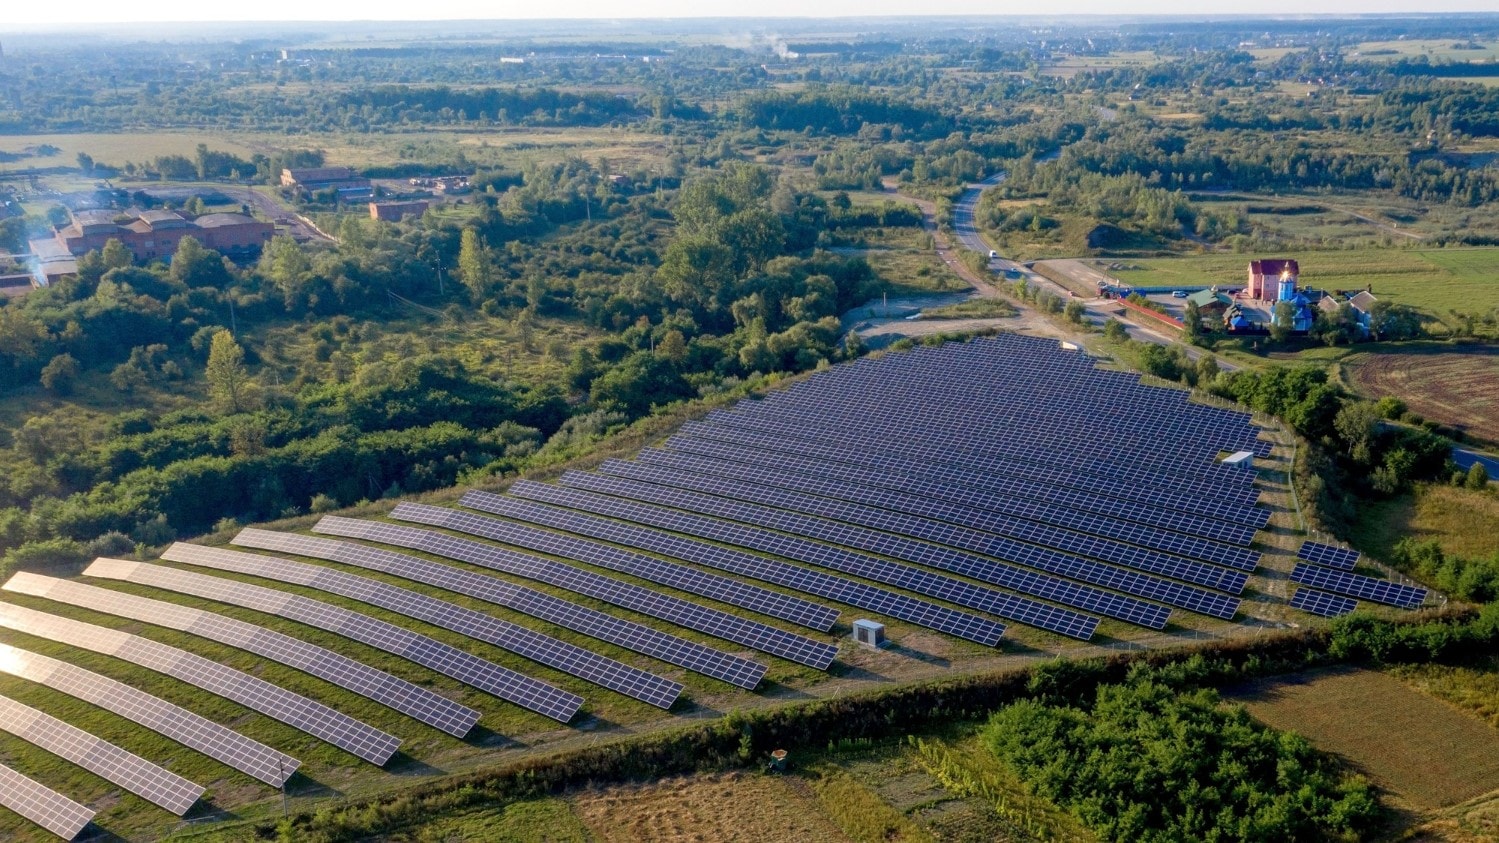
1352,39,1499,63
0,127,671,176
1108,248,1499,317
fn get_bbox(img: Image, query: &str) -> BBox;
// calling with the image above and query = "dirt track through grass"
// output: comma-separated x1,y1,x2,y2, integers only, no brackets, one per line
1228,667,1499,810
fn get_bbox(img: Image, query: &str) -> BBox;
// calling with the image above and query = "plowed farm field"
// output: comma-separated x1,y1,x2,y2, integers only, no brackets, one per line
1345,346,1499,443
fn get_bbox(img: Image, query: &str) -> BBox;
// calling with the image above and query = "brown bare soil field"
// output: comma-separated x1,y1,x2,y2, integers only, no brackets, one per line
1345,346,1499,443
1228,667,1499,811
571,772,853,843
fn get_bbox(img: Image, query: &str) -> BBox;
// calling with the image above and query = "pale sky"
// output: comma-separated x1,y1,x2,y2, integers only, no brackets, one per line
4,0,1498,27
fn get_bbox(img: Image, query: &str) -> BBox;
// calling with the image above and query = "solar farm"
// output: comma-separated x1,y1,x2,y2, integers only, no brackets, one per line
0,334,1433,840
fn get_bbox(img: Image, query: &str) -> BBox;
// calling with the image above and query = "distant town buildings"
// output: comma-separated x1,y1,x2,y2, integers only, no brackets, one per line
33,208,273,270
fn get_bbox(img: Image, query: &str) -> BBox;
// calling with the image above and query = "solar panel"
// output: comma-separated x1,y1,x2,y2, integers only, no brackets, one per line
0,693,203,816
0,641,298,788
1290,563,1427,609
476,484,1099,641
236,527,837,674
399,499,1008,647
1289,588,1358,618
635,448,1252,592
315,511,838,633
0,760,94,840
309,517,775,688
553,469,1170,630
592,459,1238,620
0,600,401,767
664,434,1264,555
4,571,480,739
1297,541,1360,571
157,544,696,706
84,557,587,721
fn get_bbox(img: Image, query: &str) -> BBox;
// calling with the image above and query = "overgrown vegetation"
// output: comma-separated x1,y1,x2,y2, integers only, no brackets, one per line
983,661,1382,842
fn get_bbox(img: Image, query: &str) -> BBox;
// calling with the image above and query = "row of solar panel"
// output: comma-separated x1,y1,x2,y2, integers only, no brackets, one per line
632,447,1256,586
550,472,1168,630
746,339,1268,474
663,433,1265,553
1297,541,1360,570
713,403,1260,504
684,417,1266,526
582,458,1241,620
718,388,1262,492
766,376,1265,468
813,333,1261,437
696,408,1263,509
765,346,1266,468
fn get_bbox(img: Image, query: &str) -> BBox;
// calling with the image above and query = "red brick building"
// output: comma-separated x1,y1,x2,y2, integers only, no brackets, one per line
1246,258,1299,302
50,209,273,262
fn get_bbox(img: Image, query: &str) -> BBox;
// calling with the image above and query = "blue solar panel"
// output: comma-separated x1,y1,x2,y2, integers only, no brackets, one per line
1289,588,1358,618
473,484,1098,641
1297,541,1359,571
236,527,837,672
554,469,1170,630
637,447,1252,591
594,458,1238,620
1290,563,1426,609
423,496,1009,646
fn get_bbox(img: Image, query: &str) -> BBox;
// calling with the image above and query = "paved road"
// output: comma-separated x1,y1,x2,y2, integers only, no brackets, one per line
1452,448,1499,480
951,174,1074,301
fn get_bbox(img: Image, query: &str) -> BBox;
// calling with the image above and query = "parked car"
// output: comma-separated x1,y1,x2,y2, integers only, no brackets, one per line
1172,290,1188,298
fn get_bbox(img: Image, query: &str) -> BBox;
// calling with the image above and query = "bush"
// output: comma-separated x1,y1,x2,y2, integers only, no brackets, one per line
1374,396,1407,420
981,664,1383,843
1466,462,1490,490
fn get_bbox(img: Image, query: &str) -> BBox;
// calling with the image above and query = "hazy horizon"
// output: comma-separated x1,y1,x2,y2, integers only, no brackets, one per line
5,3,1499,28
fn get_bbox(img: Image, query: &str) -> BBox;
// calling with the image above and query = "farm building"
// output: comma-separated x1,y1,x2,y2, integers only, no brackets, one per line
369,201,429,222
281,167,371,192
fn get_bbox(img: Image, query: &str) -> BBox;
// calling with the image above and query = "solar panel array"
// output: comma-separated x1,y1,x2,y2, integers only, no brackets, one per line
0,760,94,841
631,448,1253,591
1290,563,1428,609
0,642,298,787
0,601,402,766
590,458,1238,621
1297,541,1360,571
663,435,1264,557
754,334,1270,464
158,544,688,709
410,500,1006,647
0,693,203,816
679,412,1267,525
552,470,1168,631
88,557,587,721
232,528,835,672
1289,588,1359,618
315,512,837,633
311,516,771,689
3,571,481,738
474,485,1098,641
